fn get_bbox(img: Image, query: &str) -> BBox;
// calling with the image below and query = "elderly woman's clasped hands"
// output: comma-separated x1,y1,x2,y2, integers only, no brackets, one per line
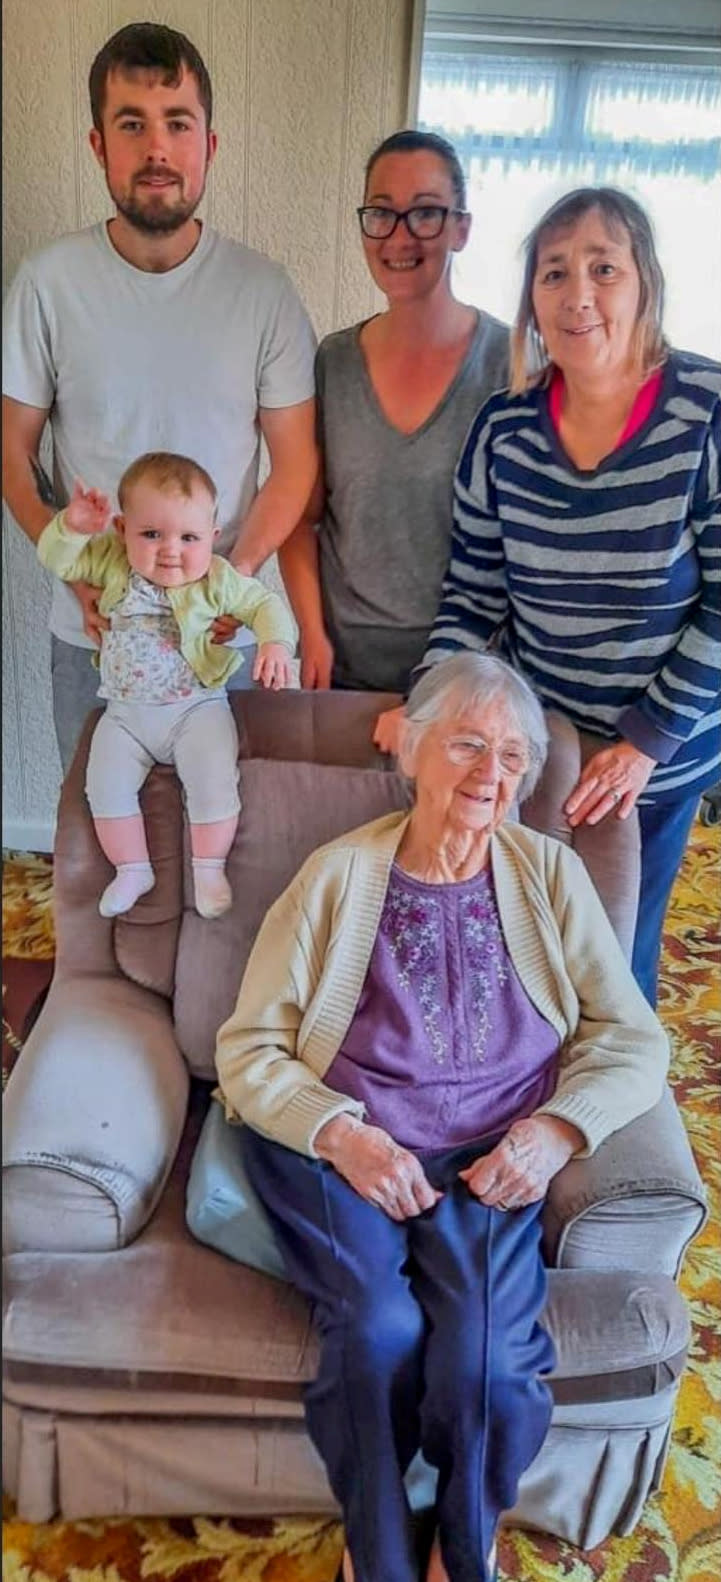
319,1110,581,1219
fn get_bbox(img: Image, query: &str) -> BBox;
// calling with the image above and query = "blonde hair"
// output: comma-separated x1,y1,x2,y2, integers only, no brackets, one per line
117,451,217,511
509,186,668,395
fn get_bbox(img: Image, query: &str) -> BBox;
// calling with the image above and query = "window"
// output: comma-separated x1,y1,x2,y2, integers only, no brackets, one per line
412,2,721,356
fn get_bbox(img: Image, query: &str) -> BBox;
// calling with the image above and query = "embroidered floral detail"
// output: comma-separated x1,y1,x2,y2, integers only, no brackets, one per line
383,882,447,1063
382,871,508,1065
459,889,508,1061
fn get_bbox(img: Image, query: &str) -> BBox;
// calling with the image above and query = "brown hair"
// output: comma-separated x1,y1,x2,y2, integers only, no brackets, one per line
89,22,212,133
117,452,217,511
510,186,668,394
365,129,467,208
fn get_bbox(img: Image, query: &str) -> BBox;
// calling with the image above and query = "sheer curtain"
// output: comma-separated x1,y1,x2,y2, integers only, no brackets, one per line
419,52,721,355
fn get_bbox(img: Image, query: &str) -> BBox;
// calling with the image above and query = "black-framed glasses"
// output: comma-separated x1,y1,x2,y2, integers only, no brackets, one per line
357,204,464,240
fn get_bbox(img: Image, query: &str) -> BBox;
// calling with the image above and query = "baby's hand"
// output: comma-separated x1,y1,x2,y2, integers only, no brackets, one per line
253,642,292,691
65,480,113,537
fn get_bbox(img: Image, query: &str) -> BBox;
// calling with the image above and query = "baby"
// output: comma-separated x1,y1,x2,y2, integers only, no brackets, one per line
38,451,295,920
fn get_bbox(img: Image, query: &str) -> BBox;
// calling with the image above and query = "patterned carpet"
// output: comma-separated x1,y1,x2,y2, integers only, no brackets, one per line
2,822,720,1581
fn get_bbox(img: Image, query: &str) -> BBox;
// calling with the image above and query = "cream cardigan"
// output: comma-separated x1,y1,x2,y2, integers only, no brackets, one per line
215,813,668,1158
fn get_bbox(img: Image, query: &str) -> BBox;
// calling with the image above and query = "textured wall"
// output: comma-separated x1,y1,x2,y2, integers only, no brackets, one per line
2,0,412,844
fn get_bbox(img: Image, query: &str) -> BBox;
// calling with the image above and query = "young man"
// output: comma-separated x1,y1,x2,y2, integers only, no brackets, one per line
2,21,317,770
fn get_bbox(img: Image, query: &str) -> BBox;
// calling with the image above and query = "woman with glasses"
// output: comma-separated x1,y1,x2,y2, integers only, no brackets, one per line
276,129,508,695
216,651,666,1582
418,187,721,1007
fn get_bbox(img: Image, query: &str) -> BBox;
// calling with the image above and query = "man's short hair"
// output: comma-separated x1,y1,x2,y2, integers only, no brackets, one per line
118,452,217,510
89,22,212,132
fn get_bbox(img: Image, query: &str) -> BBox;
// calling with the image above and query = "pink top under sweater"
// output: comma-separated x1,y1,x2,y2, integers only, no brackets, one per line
549,367,664,446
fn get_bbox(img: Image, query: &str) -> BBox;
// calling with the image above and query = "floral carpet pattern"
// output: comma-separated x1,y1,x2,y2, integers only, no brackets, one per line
3,821,720,1581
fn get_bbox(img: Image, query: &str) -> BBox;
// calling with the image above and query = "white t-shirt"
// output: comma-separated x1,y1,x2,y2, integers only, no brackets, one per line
2,222,316,647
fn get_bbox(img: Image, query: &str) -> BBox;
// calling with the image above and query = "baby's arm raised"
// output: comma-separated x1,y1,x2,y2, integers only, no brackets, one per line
37,483,120,586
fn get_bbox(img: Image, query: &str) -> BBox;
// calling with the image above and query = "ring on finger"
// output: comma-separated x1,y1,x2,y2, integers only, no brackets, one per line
610,788,621,805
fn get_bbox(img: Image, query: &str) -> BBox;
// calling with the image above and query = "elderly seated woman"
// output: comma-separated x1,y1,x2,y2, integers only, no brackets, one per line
215,652,668,1582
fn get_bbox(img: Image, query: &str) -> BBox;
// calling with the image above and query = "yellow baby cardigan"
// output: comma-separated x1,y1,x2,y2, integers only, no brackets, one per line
38,510,295,689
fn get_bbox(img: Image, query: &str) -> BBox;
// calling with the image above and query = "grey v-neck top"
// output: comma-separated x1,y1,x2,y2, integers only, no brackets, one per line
316,311,509,693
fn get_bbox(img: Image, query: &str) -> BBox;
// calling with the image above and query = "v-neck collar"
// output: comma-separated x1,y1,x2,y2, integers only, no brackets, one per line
353,310,483,442
536,355,673,478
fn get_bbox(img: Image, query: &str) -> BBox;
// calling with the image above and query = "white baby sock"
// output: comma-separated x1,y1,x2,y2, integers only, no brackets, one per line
192,858,233,920
99,862,155,918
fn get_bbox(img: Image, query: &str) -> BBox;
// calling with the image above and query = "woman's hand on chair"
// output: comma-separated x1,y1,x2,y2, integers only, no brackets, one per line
373,705,404,755
564,741,656,825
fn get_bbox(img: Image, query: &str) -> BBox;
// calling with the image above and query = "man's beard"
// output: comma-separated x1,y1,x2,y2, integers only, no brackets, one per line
114,186,202,235
110,165,208,236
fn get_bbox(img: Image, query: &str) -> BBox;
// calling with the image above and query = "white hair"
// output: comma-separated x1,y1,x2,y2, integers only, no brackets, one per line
400,652,548,802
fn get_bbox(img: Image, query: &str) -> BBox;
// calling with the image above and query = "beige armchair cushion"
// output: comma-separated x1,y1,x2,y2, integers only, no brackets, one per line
2,975,189,1254
174,759,412,1078
545,1087,707,1275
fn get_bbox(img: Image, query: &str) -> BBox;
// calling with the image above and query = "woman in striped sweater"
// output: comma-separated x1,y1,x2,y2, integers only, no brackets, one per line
418,187,720,1006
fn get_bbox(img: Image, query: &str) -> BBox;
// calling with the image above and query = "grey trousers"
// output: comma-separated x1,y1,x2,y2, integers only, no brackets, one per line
50,636,258,775
86,696,241,823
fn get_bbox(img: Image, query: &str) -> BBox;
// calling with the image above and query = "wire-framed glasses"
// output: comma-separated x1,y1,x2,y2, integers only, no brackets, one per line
357,204,464,240
442,735,530,776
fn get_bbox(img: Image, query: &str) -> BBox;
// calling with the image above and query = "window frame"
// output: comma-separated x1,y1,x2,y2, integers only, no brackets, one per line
408,1,721,122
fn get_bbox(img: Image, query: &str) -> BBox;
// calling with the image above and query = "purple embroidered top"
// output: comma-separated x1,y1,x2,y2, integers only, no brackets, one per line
324,863,560,1150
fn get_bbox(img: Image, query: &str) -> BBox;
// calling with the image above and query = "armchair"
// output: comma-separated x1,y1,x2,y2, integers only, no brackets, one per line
2,691,706,1546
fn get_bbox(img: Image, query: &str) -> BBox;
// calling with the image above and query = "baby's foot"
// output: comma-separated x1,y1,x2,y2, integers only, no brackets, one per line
99,862,155,918
192,858,233,919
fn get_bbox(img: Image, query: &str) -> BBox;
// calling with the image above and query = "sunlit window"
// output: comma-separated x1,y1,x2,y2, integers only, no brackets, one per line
418,48,721,358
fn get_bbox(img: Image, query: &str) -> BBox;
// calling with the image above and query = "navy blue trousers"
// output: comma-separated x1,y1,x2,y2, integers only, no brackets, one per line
634,793,700,1007
242,1131,554,1582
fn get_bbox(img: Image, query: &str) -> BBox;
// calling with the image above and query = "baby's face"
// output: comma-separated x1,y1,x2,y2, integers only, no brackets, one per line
118,481,218,588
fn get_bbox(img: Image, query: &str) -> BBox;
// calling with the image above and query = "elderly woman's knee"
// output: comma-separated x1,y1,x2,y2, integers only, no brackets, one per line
343,1290,424,1373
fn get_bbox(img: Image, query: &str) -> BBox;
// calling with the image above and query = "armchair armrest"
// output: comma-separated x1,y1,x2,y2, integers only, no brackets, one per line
542,1087,707,1277
2,973,189,1253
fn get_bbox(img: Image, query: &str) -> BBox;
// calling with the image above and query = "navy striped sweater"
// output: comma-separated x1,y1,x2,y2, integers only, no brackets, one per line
423,351,721,803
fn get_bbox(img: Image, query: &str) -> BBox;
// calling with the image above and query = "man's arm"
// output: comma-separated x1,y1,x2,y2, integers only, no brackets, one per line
277,469,324,627
277,468,335,688
230,399,317,575
3,395,109,643
2,395,54,544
